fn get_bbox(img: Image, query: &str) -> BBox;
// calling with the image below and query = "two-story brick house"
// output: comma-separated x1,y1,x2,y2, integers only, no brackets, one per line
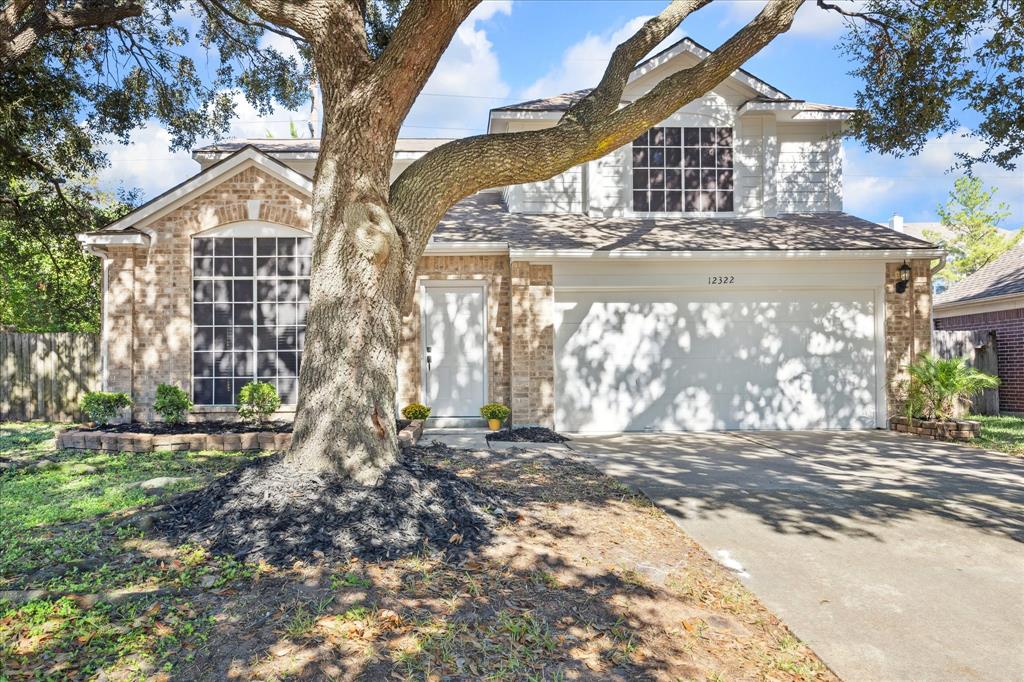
79,37,942,431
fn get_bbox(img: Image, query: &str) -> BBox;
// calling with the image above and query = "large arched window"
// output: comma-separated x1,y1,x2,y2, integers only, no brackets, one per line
191,222,311,406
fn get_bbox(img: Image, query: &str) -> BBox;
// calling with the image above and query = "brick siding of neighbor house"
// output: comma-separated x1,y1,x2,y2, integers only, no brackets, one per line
106,166,311,420
397,255,512,409
934,308,1024,412
885,259,933,416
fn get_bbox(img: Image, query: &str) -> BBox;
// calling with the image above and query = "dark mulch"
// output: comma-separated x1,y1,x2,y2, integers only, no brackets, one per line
486,426,570,443
84,420,409,435
154,444,512,565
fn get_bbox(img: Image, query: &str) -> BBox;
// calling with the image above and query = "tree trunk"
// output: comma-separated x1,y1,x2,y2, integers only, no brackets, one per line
284,119,406,483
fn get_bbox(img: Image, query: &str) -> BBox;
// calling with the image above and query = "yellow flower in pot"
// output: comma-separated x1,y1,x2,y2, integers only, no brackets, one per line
480,403,510,431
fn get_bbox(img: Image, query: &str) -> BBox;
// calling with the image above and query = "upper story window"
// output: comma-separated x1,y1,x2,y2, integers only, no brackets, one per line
632,126,733,213
192,232,311,406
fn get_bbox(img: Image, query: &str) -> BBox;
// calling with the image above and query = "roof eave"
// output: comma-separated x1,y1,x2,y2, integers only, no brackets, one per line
509,247,946,262
934,290,1024,312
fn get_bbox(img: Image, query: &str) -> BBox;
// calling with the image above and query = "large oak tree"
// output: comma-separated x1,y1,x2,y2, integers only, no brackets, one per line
3,0,1021,481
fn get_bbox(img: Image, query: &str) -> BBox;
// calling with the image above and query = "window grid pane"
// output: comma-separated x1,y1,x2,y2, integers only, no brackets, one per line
632,126,733,213
193,235,310,406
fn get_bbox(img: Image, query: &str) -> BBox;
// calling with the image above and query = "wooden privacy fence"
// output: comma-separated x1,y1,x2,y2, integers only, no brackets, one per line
0,333,101,421
932,329,999,416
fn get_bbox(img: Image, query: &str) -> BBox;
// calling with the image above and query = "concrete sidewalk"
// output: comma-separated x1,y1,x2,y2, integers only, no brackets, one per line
569,430,1024,682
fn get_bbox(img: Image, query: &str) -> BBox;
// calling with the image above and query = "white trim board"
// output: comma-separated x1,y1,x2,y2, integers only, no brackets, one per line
103,147,313,234
933,292,1024,317
511,248,945,263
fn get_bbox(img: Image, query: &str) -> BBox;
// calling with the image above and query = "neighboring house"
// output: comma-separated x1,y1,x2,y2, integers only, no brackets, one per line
78,37,942,432
933,242,1024,413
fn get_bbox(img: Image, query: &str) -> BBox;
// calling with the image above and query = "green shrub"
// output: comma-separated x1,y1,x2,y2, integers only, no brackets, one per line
479,402,511,421
153,383,193,424
907,353,1000,420
401,403,431,420
237,381,281,424
80,391,133,425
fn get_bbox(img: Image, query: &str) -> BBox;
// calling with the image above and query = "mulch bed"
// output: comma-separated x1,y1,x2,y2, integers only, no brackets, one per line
486,426,570,443
154,444,513,565
83,420,408,435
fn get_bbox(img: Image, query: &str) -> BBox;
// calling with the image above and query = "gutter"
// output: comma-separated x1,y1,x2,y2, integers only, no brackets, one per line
509,247,946,262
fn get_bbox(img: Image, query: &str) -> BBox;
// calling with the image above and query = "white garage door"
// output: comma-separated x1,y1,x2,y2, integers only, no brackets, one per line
554,288,878,432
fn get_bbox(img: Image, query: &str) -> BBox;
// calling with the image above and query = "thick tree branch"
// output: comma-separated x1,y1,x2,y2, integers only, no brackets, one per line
0,0,141,68
198,0,308,44
235,0,323,38
366,0,479,132
391,0,804,257
565,0,713,124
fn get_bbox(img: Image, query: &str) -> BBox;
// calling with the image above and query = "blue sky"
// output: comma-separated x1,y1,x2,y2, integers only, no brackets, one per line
99,0,1023,228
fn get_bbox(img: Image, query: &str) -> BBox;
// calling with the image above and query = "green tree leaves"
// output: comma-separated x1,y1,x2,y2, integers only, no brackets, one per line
837,0,1024,170
925,176,1020,285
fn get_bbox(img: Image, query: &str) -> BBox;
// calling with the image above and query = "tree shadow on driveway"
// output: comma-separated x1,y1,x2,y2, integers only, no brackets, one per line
570,430,1024,543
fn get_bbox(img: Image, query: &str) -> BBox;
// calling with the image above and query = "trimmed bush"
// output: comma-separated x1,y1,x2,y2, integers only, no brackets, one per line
80,391,133,425
153,384,193,424
401,403,431,420
479,403,510,421
237,381,281,424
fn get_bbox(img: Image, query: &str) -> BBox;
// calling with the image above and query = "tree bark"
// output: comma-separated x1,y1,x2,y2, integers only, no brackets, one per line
280,0,803,482
284,95,408,482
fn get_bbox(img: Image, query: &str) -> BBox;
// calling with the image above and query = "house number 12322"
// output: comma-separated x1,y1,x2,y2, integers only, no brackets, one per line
708,275,735,284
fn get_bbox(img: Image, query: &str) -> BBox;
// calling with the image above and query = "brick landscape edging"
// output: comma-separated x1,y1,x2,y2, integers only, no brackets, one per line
398,419,424,448
889,416,980,442
57,429,293,453
57,420,425,453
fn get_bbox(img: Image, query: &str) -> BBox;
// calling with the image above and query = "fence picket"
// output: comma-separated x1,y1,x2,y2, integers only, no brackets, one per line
0,333,101,421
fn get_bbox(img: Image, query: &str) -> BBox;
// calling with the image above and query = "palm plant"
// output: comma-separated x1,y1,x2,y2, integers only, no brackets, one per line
906,354,1000,420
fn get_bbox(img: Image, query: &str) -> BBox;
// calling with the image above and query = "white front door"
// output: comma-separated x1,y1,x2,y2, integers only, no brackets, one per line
421,283,487,417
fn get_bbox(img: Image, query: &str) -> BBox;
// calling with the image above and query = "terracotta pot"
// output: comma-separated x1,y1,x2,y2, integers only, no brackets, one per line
488,418,502,431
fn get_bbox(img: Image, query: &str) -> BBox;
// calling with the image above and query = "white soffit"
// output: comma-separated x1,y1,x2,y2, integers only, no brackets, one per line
510,248,945,262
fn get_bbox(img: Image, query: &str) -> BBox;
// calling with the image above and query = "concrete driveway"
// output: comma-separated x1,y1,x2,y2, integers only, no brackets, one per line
569,430,1024,682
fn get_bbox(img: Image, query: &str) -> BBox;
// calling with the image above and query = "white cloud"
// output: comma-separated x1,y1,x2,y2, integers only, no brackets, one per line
720,0,860,39
401,1,512,136
844,129,1024,225
521,16,653,100
227,90,311,140
96,123,195,198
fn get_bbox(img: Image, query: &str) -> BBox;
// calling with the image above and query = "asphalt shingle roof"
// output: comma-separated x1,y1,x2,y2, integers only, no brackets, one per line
491,89,593,112
434,194,939,252
935,242,1024,306
193,138,452,154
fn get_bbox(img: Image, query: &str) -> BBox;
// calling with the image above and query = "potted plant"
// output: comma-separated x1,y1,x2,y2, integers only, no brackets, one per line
480,403,510,431
401,403,431,420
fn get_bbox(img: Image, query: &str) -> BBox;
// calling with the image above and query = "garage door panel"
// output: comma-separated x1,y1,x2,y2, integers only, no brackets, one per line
555,289,877,432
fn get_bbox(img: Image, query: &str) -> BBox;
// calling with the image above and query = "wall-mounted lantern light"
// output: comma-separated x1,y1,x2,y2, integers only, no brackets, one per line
895,260,912,294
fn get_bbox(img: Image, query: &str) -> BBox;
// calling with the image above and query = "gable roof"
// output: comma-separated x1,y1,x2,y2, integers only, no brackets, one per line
935,241,1024,307
492,37,791,114
434,194,942,253
98,146,313,234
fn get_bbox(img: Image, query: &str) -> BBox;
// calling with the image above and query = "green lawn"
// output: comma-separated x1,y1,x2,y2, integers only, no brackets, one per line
0,421,264,679
971,414,1024,456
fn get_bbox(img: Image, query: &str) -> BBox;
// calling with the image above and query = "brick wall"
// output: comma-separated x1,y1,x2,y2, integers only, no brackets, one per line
885,259,933,416
111,165,311,419
934,307,1024,412
396,255,511,409
509,262,555,426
